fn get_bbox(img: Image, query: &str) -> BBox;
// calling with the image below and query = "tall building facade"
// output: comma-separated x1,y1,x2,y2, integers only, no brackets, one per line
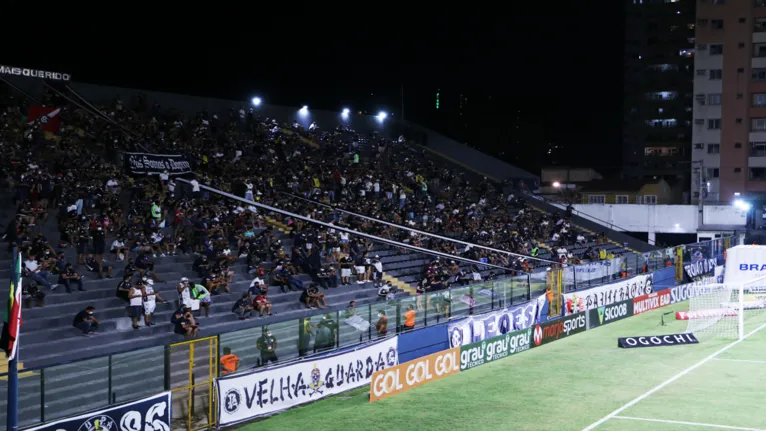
624,0,696,199
693,0,766,203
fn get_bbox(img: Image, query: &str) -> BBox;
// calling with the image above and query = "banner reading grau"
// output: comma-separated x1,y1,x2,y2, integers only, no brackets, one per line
460,328,533,371
370,347,460,402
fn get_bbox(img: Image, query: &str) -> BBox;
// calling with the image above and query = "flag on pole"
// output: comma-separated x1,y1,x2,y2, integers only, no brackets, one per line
1,253,22,360
27,106,61,133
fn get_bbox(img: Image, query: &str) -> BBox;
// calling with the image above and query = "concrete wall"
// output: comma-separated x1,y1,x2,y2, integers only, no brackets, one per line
568,204,747,234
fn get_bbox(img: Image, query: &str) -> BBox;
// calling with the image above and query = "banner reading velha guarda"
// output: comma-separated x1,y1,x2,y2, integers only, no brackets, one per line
370,347,461,402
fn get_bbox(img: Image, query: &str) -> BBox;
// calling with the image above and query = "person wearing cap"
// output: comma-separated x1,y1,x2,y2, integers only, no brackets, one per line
190,281,211,317
232,293,254,320
172,306,199,338
372,255,384,288
176,277,199,311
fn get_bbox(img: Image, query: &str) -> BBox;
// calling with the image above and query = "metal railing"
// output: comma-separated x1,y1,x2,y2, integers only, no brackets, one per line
0,274,535,429
0,233,734,429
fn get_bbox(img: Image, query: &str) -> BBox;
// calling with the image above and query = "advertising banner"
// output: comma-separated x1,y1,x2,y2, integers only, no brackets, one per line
217,337,398,425
675,309,737,320
683,258,717,282
669,269,722,304
564,274,653,315
124,152,193,175
617,333,699,348
26,392,171,431
370,347,460,402
532,312,587,348
459,328,533,371
587,299,633,329
723,245,766,287
633,289,671,315
447,294,545,348
531,258,624,285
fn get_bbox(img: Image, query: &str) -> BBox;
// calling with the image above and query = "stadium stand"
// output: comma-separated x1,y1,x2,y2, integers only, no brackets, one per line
0,82,642,361
0,79,655,425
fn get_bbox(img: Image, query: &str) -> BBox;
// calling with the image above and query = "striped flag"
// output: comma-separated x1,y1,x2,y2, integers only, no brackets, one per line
1,253,23,360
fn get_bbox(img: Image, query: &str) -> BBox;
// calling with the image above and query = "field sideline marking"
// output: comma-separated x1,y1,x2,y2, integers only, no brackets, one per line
713,358,766,364
614,416,766,431
582,322,766,431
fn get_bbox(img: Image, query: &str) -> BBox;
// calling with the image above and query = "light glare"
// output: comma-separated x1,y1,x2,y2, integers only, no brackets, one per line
251,97,262,106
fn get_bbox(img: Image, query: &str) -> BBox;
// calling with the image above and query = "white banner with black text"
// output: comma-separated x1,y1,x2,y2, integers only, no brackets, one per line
447,294,546,348
216,336,398,426
564,273,654,315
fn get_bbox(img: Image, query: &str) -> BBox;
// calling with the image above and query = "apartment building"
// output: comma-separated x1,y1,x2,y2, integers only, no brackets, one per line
693,0,766,203
624,0,695,197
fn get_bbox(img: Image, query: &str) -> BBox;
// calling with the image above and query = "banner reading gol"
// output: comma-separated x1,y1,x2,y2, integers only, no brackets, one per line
370,347,460,402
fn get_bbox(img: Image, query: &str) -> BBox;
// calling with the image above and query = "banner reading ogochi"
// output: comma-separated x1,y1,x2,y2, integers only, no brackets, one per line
370,347,460,402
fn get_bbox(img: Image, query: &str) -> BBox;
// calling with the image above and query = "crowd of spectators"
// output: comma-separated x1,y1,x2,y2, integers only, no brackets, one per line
0,84,617,339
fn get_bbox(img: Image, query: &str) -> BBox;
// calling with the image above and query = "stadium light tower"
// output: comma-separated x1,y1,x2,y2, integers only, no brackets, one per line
299,106,309,116
376,111,387,122
341,108,350,120
251,97,262,107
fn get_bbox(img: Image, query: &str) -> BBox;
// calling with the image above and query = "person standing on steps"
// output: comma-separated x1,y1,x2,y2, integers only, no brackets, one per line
128,280,145,330
142,278,168,327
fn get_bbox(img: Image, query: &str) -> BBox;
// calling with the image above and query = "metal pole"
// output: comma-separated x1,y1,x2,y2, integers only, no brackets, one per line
696,160,704,228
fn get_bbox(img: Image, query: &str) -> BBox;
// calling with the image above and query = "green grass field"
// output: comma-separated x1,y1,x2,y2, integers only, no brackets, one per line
237,301,766,431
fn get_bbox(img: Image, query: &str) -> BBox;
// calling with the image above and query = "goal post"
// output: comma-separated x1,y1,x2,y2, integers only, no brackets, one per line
680,275,766,340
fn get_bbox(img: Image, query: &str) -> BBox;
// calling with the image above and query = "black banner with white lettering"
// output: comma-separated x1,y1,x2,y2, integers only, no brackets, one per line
587,299,633,329
617,333,699,349
25,391,171,431
683,258,717,282
124,152,193,175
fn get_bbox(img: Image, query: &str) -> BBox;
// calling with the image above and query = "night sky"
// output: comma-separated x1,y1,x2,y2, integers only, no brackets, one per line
6,6,623,173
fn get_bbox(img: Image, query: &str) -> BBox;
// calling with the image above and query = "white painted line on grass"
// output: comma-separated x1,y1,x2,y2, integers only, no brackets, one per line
713,358,766,364
581,322,766,431
614,416,766,431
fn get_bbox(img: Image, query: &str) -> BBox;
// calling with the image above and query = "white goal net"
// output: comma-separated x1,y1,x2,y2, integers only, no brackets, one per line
682,275,766,340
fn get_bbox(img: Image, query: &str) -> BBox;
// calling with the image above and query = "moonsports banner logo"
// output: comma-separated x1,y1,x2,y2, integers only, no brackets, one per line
25,392,171,431
459,328,533,371
532,312,586,347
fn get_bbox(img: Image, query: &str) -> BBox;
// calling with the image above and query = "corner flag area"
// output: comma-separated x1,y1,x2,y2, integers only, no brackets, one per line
236,300,766,431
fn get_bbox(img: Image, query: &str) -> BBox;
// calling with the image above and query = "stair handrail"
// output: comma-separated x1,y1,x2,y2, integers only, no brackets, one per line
278,191,559,265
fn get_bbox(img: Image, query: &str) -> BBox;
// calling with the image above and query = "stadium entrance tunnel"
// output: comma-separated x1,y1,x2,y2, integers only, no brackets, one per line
167,336,218,431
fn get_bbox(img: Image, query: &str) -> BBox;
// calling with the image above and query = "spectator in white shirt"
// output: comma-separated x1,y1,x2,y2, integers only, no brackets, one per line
111,237,130,260
23,257,57,290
